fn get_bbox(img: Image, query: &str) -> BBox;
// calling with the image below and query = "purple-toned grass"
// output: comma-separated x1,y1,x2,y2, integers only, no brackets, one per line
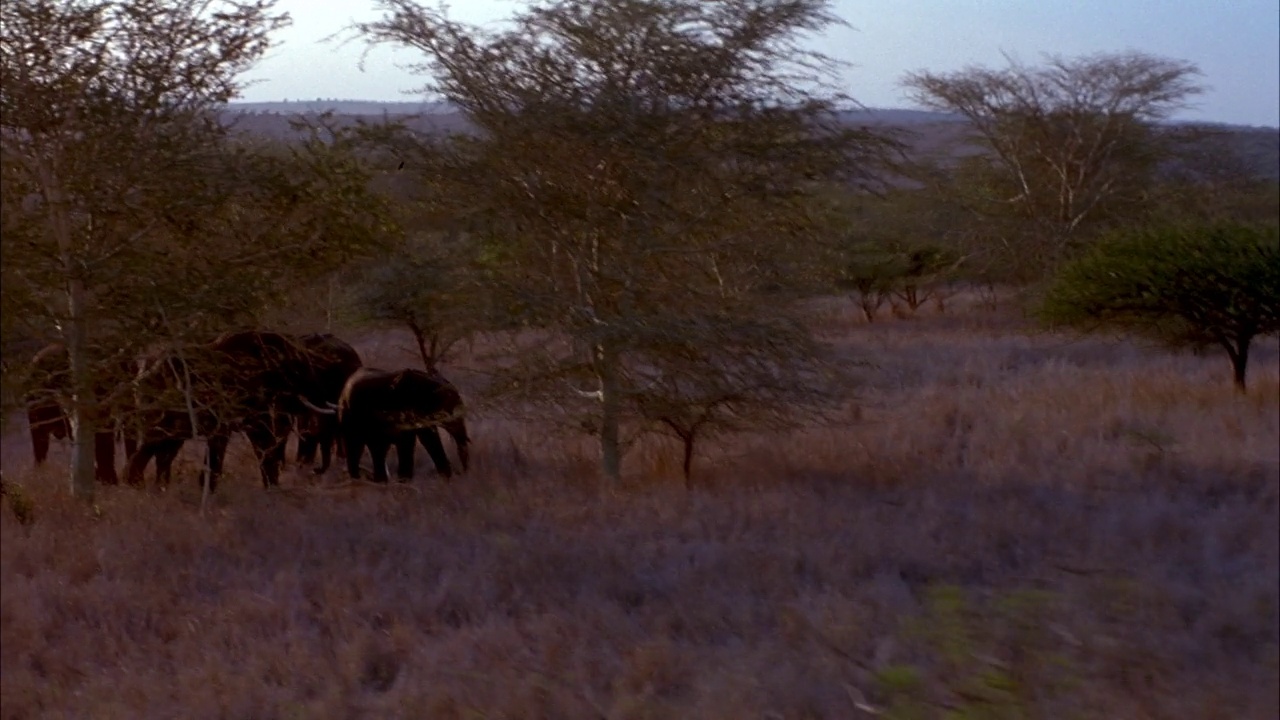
3,293,1277,719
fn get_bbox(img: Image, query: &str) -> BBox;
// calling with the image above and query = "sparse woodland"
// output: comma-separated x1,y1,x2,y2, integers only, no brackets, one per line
1,1,1277,718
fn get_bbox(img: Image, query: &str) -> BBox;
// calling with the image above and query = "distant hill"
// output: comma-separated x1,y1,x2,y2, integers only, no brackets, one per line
224,100,1280,182
227,99,967,124
230,99,455,115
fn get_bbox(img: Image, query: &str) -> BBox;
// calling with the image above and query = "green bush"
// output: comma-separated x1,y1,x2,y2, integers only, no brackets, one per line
1040,222,1280,391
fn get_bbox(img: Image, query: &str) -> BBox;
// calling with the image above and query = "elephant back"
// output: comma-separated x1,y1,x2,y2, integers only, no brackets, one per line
301,333,363,403
389,369,466,420
337,367,394,416
210,330,318,411
26,341,132,398
341,367,466,430
26,342,69,402
25,342,150,425
132,343,211,418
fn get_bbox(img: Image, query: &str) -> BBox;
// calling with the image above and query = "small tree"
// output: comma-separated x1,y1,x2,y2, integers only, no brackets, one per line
352,231,480,372
892,245,960,313
819,185,967,320
1040,222,1280,392
833,240,900,323
629,313,852,484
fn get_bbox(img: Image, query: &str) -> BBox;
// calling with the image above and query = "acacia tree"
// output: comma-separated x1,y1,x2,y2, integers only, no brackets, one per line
352,0,892,483
901,51,1205,279
352,230,481,372
627,313,851,484
1040,222,1279,392
0,0,389,499
820,187,967,320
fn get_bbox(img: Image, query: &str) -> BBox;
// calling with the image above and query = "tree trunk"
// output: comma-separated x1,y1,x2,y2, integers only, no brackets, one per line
681,432,695,487
596,342,621,485
326,276,336,332
410,323,436,374
48,167,95,500
65,321,97,501
1226,335,1251,393
177,353,211,510
855,293,878,323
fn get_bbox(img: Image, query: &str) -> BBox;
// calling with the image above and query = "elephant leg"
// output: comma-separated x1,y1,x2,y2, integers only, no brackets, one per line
28,404,64,464
314,418,334,475
94,430,120,485
244,422,281,489
129,436,181,488
419,427,453,480
199,434,230,493
240,411,290,489
126,441,157,486
245,426,274,487
335,431,347,460
156,439,183,489
315,437,332,474
394,432,416,481
269,413,292,482
368,438,392,484
443,419,470,474
31,426,51,465
345,433,365,480
297,430,318,465
51,413,70,440
122,424,138,461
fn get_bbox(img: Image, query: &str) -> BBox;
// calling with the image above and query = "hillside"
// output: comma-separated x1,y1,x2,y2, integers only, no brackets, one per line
225,100,1280,182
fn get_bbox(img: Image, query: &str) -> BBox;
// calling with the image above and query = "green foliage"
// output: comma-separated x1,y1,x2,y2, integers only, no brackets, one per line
1040,221,1280,390
820,187,966,319
5,482,36,529
833,237,961,320
835,242,907,292
876,585,1081,720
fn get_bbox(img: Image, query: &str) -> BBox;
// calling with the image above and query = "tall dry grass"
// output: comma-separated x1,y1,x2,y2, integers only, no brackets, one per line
2,293,1277,719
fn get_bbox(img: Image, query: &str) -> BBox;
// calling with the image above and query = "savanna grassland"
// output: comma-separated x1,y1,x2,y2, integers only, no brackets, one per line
2,291,1278,720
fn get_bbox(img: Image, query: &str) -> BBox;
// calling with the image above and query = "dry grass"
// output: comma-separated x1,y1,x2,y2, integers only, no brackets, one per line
3,293,1278,719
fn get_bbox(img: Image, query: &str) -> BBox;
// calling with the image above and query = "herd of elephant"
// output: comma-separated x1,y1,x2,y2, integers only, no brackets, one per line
22,330,470,491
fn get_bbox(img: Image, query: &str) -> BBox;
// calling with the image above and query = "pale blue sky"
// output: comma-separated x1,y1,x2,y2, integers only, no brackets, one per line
238,0,1280,127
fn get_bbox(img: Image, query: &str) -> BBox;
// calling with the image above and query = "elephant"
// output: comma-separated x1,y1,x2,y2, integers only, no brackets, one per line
293,333,363,474
24,342,139,484
306,367,470,484
126,338,229,489
126,330,339,491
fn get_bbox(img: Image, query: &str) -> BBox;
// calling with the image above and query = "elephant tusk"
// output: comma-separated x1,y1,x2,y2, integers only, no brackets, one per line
300,397,337,415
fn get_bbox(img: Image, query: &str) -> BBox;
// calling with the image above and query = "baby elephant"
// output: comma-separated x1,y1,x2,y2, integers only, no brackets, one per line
313,367,470,483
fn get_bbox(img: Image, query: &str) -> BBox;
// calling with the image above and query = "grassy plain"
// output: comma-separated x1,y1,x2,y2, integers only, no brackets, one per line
2,291,1277,719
